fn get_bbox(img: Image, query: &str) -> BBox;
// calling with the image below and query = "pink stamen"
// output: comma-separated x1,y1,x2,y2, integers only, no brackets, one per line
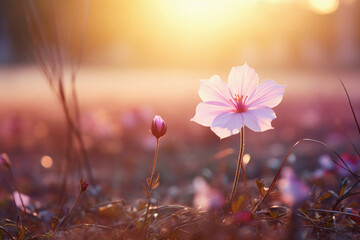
230,94,247,113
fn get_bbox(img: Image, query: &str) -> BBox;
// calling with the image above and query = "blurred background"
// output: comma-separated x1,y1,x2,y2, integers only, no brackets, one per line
0,0,359,202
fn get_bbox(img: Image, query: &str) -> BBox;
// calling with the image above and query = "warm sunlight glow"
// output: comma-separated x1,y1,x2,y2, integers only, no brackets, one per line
41,155,53,169
157,0,258,27
264,0,292,3
343,0,357,4
308,0,339,14
33,122,48,138
154,0,259,50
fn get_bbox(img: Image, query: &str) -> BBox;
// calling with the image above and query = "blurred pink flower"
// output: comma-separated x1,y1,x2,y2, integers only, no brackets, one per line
234,210,253,224
336,154,359,176
278,167,310,207
13,191,31,209
191,63,285,138
193,177,224,211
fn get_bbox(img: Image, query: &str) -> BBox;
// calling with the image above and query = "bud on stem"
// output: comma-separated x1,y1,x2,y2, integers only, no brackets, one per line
80,179,89,193
151,115,167,139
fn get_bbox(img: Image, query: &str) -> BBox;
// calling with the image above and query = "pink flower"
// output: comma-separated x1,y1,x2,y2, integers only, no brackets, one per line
191,64,285,138
193,177,224,211
278,167,310,206
151,115,167,139
13,191,31,209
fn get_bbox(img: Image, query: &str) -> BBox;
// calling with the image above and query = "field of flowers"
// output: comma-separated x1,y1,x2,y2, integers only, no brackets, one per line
1,1,360,240
0,64,359,239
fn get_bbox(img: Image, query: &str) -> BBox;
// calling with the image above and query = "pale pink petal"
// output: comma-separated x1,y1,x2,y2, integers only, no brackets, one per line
191,101,234,127
13,191,31,208
199,75,233,106
228,64,258,98
210,112,244,139
246,80,285,108
242,107,276,132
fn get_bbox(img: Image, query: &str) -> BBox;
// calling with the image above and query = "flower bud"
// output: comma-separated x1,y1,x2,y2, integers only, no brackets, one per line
80,179,89,192
0,153,11,168
151,115,167,139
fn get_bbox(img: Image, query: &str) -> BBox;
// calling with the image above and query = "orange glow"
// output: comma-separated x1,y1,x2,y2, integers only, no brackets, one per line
119,0,263,64
41,155,53,169
308,0,339,14
156,0,258,29
153,0,259,37
79,0,351,68
33,122,48,138
343,0,357,4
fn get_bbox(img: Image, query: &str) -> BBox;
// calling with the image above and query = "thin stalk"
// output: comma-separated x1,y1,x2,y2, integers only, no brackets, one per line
66,192,83,221
65,223,112,231
229,127,249,207
58,83,94,185
57,190,84,232
71,73,80,127
332,180,360,210
20,0,95,189
340,80,360,136
149,139,159,190
74,129,94,186
252,139,302,212
240,133,250,204
58,104,78,214
143,138,159,230
252,138,360,213
8,168,26,216
308,208,360,219
0,225,15,240
4,176,22,226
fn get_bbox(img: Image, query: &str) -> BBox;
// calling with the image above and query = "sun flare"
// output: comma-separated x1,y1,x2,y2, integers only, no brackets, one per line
308,0,339,14
154,0,258,35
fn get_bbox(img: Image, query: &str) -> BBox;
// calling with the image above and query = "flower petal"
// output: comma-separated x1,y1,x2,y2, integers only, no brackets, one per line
191,101,234,127
247,80,285,109
210,112,244,139
199,75,233,106
228,64,258,98
242,107,276,132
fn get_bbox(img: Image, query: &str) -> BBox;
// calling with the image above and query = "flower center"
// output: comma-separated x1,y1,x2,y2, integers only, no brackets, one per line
233,94,248,113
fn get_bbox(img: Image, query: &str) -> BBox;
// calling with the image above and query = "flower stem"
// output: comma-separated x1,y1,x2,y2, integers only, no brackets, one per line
143,138,159,230
149,139,159,190
229,127,250,208
8,167,27,221
5,176,22,226
239,128,250,205
57,189,84,232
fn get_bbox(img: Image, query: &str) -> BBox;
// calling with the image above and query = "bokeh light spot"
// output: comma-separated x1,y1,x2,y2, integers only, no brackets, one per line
308,0,339,15
41,155,53,169
243,154,251,166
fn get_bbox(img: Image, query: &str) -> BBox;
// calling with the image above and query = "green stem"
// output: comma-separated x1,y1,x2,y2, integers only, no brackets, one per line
143,138,159,230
